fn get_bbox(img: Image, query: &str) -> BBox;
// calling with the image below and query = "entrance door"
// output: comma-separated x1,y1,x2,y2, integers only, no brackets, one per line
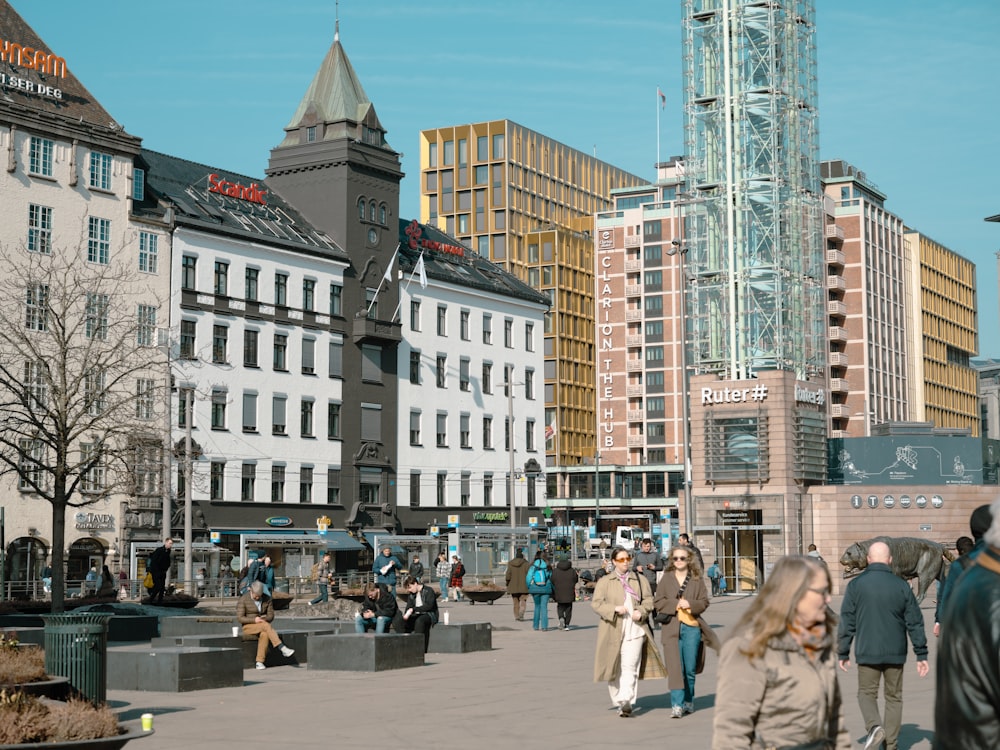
715,527,764,594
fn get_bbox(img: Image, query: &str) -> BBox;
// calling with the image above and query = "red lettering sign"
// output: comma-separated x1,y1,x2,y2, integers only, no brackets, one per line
403,219,464,257
207,173,267,205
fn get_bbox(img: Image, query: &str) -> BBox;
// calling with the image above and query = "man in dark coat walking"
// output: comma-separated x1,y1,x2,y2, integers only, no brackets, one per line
551,555,579,630
147,538,173,605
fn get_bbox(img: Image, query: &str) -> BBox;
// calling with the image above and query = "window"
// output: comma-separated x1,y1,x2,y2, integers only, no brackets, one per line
303,279,315,311
526,419,536,451
329,283,342,316
504,318,513,348
482,362,493,394
437,305,447,336
29,136,54,177
242,392,257,432
214,261,229,296
212,325,228,363
211,389,227,429
361,403,382,442
409,350,421,384
300,399,314,437
25,360,47,409
85,293,109,340
492,133,504,159
136,378,155,420
273,333,287,370
483,416,494,450
25,283,48,331
306,125,317,142
89,151,112,190
327,402,341,439
137,231,158,273
525,369,535,400
410,300,421,331
365,288,378,319
443,139,454,165
503,364,513,396
459,358,470,391
505,415,512,452
329,337,343,378
177,387,193,429
525,322,534,351
274,272,288,306
28,204,52,254
243,329,259,366
301,337,315,374
409,471,420,508
369,200,376,221
436,413,448,447
179,320,196,358
460,310,470,340
132,442,159,496
81,442,105,493
300,466,313,503
132,167,145,200
327,468,341,504
410,410,421,445
437,472,447,506
484,473,493,506
181,256,197,290
245,268,259,301
87,217,111,264
482,313,492,344
460,414,471,448
270,465,286,502
436,355,447,388
379,203,387,224
210,461,225,500
461,472,471,506
362,344,382,382
241,463,256,501
428,142,437,167
357,197,366,219
272,396,287,435
84,369,106,416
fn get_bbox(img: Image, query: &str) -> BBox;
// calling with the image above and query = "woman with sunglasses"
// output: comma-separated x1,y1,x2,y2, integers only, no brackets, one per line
711,555,850,750
652,546,720,718
592,545,666,717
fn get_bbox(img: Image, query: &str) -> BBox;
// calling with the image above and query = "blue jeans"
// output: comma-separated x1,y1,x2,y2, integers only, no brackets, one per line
671,622,702,708
532,593,550,630
310,583,328,605
439,577,449,601
355,615,391,633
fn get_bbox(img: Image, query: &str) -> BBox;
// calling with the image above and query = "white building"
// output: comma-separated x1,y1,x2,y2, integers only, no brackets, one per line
393,219,549,533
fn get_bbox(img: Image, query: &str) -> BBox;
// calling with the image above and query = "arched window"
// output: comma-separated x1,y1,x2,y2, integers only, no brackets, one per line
369,201,377,221
357,197,366,219
379,203,387,225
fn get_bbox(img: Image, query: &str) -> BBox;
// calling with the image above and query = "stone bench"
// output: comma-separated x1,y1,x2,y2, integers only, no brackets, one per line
427,622,492,653
307,633,424,672
153,628,335,667
107,645,243,692
158,616,238,637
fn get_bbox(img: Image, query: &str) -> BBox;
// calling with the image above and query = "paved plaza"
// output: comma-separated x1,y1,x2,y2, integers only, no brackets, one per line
110,592,938,749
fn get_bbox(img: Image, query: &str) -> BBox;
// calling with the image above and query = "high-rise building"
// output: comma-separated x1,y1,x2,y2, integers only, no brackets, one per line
679,0,829,580
418,121,646,474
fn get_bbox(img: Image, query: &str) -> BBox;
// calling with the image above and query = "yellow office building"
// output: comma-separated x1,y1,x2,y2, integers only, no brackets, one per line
419,121,646,467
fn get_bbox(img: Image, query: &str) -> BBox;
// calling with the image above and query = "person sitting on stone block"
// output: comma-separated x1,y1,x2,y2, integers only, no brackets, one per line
237,580,295,669
355,582,399,634
401,575,439,652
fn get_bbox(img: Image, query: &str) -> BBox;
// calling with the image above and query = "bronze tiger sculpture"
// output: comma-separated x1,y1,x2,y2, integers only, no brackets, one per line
839,536,953,603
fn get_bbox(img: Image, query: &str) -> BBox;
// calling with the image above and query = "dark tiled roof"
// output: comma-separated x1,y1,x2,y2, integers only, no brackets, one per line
396,219,550,308
136,149,348,262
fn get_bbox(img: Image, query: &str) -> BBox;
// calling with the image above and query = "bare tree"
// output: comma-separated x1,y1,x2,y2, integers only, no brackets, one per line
0,243,165,611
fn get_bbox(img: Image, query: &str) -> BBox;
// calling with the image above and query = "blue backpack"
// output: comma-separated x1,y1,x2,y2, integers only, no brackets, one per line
526,562,552,593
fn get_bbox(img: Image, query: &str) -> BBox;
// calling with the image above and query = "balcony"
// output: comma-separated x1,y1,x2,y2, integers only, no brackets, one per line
626,385,644,396
625,284,642,297
352,314,402,344
828,325,848,342
624,260,641,272
827,275,846,292
626,359,643,371
829,404,850,418
826,248,845,267
829,377,849,392
625,310,642,321
829,429,850,439
827,300,847,317
829,351,849,367
624,235,640,248
825,223,845,242
627,436,644,447
626,335,643,346
627,410,644,421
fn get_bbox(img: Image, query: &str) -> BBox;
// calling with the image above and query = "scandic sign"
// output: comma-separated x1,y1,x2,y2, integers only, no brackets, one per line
207,174,268,205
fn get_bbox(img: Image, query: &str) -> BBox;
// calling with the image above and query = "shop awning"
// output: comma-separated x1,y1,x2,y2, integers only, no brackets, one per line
323,531,365,551
238,531,365,551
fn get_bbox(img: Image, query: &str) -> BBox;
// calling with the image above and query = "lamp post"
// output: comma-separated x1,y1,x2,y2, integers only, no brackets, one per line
506,370,518,559
668,236,693,536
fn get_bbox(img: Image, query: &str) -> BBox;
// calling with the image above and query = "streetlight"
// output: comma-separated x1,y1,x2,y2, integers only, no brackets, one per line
667,238,693,536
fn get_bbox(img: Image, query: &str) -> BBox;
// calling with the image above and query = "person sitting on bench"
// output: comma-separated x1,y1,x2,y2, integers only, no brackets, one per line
355,582,399,633
401,575,439,652
237,580,294,669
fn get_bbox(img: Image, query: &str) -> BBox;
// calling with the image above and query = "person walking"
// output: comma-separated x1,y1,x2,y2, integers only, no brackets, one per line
551,554,579,630
434,552,452,603
653,545,720,718
373,546,402,597
505,549,530,621
449,555,466,601
632,538,662,595
934,503,992,636
408,554,424,582
525,551,553,630
712,555,850,749
592,546,665,717
309,551,332,605
838,541,929,750
706,561,722,597
147,537,173,605
934,498,1000,749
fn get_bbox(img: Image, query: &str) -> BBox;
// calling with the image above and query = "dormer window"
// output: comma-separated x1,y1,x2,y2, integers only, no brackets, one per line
306,126,317,143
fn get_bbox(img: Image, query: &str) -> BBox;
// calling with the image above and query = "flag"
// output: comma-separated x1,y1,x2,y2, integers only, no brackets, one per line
382,249,397,283
544,423,555,441
414,252,427,289
657,87,666,109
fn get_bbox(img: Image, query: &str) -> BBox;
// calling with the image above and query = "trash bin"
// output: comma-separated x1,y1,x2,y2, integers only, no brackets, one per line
42,612,111,705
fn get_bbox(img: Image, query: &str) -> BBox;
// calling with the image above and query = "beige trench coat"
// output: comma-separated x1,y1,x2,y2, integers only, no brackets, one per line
591,571,667,682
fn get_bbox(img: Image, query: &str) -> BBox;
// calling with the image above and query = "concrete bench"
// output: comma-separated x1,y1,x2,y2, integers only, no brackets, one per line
427,622,493,653
158,616,238,637
107,645,243,692
308,633,424,672
153,628,334,667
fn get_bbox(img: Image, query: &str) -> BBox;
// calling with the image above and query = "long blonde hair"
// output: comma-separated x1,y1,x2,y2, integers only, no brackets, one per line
731,555,835,660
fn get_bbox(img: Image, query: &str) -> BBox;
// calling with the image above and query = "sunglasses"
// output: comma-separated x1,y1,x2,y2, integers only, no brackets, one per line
672,555,688,561
613,555,632,562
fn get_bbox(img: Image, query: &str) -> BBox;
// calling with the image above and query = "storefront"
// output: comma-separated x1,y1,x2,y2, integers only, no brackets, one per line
3,536,49,599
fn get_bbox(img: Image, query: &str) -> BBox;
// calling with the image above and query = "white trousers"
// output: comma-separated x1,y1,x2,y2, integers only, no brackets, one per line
607,634,644,707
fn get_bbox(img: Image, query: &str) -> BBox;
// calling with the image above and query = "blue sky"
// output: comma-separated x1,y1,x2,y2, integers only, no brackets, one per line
12,0,1000,356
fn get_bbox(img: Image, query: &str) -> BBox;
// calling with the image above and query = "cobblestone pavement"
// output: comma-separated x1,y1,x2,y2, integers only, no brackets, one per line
109,591,938,749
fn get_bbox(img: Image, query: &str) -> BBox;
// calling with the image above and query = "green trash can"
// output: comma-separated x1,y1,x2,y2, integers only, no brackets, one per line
42,613,111,705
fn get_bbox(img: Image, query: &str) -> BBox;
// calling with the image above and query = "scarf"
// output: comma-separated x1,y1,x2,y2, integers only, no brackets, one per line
619,573,639,603
789,620,828,662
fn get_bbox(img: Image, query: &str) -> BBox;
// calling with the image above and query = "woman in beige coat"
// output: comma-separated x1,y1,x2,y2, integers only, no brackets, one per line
592,546,666,717
712,555,851,750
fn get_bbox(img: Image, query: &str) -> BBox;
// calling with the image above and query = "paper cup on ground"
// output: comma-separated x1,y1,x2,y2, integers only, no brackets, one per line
141,714,153,731
442,611,450,625
232,626,239,637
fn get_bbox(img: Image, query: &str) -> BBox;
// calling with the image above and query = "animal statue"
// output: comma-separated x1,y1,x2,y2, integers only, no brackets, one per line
839,536,954,603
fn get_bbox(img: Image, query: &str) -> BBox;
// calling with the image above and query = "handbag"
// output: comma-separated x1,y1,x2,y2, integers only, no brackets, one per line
654,571,691,624
142,571,154,589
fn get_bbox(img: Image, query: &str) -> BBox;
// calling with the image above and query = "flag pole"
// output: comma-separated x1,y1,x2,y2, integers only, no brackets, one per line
656,87,661,170
367,247,398,315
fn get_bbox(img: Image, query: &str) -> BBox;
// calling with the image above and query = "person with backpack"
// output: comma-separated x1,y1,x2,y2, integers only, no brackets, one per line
526,550,553,631
706,561,722,597
309,552,332,606
551,555,579,630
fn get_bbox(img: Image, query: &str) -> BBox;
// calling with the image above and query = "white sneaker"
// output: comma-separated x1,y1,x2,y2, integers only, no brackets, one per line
255,662,266,670
863,725,885,750
279,645,295,657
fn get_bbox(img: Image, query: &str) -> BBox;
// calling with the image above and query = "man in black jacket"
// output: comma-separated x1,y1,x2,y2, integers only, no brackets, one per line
147,538,173,605
354,582,399,633
838,541,929,750
401,575,438,652
934,498,1000,749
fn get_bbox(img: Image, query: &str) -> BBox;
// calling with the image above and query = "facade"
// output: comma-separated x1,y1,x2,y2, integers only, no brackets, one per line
418,120,647,471
0,0,168,592
393,219,549,533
